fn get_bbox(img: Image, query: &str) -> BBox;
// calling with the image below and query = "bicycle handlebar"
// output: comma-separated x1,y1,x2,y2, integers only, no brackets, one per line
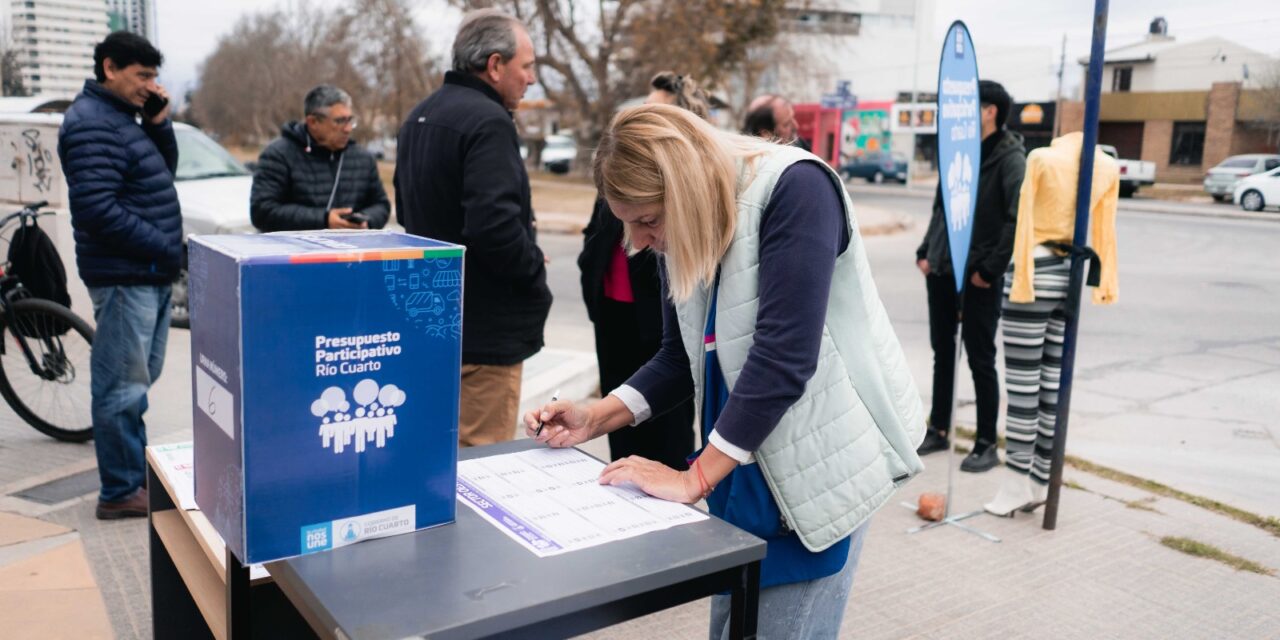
0,202,54,229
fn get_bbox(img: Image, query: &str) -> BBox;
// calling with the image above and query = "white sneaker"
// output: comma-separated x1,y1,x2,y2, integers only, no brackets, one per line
983,467,1033,517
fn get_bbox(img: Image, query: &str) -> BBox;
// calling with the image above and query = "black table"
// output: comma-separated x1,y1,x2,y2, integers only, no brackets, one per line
267,439,766,639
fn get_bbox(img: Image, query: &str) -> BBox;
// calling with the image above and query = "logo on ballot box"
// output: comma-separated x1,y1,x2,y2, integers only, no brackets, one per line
313,379,408,454
301,522,332,552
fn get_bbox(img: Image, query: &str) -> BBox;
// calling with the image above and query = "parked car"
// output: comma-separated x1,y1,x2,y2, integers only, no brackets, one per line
170,122,256,327
840,151,907,184
1205,154,1280,203
1098,145,1155,198
0,111,253,328
1233,166,1280,212
541,134,576,174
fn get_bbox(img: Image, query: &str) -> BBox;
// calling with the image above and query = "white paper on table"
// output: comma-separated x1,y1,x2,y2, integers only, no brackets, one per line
151,442,197,510
455,448,708,557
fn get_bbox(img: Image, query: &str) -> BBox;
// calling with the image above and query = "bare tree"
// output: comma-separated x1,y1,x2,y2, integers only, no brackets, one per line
452,0,790,159
192,0,438,146
332,0,439,140
1,19,30,97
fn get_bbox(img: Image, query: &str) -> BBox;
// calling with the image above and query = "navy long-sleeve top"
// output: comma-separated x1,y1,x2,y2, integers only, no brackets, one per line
622,161,850,454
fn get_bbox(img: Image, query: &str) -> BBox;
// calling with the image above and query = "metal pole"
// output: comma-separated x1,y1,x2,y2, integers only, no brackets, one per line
1043,0,1109,531
943,314,963,518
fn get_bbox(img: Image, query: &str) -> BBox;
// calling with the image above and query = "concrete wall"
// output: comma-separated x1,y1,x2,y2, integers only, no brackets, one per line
1148,39,1267,92
1099,38,1271,95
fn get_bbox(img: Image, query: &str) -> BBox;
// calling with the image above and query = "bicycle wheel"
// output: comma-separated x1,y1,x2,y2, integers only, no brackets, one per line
0,298,94,442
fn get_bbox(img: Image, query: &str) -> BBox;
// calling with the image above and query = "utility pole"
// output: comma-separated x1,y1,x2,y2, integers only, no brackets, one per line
1055,33,1066,137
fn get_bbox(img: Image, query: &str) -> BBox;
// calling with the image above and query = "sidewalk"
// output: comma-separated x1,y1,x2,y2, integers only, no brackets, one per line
5,408,1278,638
580,444,1280,639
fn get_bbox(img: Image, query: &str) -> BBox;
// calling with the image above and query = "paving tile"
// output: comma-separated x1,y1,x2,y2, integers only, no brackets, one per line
0,538,97,592
0,511,70,547
0,537,112,640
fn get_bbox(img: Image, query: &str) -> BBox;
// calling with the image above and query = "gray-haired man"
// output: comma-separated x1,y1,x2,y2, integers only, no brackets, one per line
395,10,550,447
250,84,390,231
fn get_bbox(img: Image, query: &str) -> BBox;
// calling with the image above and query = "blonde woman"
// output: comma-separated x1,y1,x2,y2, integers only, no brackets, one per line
525,104,925,639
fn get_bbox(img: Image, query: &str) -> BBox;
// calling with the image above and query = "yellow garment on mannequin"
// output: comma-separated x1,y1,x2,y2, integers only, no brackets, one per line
1010,131,1120,305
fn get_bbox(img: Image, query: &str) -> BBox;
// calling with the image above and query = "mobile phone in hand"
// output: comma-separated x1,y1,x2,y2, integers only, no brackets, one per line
142,93,168,119
342,211,369,224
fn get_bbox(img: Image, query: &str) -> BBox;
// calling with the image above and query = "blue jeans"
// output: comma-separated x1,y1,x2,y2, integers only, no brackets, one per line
709,522,870,640
89,285,170,503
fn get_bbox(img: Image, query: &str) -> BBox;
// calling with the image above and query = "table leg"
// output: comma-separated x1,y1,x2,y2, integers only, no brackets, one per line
227,547,251,638
149,465,213,639
727,560,761,640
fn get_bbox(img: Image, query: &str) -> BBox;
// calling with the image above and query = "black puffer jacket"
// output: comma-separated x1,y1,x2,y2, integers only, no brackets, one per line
917,129,1026,283
249,122,390,231
395,72,550,365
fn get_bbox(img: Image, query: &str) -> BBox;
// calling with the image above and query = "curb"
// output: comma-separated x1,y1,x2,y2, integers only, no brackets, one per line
1118,200,1280,223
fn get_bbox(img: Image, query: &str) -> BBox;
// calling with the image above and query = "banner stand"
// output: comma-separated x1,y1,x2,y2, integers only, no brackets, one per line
903,320,999,542
902,20,999,543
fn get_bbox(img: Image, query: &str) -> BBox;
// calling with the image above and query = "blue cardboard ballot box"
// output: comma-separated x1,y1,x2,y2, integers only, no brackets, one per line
189,231,464,564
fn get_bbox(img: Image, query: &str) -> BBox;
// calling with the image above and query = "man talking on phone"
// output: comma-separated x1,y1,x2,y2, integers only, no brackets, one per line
58,32,180,519
250,85,390,232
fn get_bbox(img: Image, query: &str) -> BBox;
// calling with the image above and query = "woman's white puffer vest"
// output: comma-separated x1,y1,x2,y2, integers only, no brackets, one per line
673,145,927,552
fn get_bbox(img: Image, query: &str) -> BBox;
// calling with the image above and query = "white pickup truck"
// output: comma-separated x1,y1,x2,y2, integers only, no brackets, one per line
1099,145,1156,198
1,113,254,328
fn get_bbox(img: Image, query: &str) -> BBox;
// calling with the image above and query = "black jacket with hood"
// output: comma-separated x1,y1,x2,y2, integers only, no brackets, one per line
917,129,1026,283
250,121,390,232
394,71,551,366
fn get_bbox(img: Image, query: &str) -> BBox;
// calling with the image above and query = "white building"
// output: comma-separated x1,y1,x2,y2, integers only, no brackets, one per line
8,0,109,97
1083,18,1273,95
106,0,154,41
763,0,1055,105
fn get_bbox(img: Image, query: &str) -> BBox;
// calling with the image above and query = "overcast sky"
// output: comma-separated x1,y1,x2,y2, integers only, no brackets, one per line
154,0,1280,101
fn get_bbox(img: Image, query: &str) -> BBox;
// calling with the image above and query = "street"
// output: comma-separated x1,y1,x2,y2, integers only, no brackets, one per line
541,189,1280,519
1,189,1277,639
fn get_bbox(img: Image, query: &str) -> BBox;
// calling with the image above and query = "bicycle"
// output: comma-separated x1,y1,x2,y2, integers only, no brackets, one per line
0,201,94,442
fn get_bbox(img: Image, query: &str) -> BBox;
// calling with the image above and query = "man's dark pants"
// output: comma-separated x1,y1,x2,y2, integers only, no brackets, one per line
89,285,171,503
925,272,1002,447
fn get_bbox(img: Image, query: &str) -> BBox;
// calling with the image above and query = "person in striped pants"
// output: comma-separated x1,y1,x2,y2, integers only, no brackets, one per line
992,253,1070,511
984,132,1120,516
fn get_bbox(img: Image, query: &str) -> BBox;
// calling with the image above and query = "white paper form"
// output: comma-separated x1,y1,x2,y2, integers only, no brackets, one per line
152,442,197,510
455,447,708,557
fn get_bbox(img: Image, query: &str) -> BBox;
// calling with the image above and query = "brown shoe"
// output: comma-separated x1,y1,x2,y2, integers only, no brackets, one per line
96,488,148,520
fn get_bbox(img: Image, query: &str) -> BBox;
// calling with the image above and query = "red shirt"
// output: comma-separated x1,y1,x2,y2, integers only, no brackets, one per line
602,242,634,302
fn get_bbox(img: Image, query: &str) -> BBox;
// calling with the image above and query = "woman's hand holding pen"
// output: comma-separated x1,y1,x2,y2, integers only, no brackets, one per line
523,400,596,448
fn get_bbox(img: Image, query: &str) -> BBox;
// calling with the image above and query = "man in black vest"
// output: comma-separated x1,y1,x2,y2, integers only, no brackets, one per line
394,9,551,447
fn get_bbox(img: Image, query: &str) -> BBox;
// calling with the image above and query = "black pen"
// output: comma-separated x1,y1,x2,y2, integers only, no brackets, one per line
534,388,560,438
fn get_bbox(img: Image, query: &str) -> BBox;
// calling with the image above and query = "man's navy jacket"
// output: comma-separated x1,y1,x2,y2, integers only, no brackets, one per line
58,80,182,287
